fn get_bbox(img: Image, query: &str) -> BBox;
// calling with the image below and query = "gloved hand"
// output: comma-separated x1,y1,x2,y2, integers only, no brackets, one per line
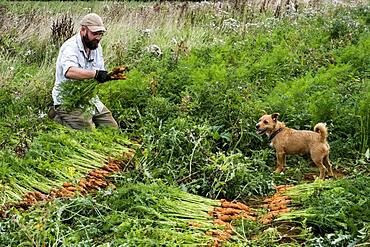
95,70,111,83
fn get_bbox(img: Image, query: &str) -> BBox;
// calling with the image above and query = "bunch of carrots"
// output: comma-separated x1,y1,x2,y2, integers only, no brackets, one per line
108,66,129,80
1,158,125,219
259,185,293,224
207,199,256,245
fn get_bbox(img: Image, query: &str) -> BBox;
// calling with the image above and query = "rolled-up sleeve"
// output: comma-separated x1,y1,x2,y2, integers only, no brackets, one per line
60,47,79,76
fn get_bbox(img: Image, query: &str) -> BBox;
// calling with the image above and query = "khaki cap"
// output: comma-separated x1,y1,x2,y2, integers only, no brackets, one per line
80,13,106,32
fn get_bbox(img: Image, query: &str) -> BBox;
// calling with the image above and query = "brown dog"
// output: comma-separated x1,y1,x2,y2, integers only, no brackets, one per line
256,113,334,179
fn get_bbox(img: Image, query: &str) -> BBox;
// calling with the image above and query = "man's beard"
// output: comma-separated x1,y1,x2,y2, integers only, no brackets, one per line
82,34,99,50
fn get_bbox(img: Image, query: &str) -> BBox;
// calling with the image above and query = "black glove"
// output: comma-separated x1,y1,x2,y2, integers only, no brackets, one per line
95,70,111,83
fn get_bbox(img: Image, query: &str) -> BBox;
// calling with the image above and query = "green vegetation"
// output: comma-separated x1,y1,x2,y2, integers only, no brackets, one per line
0,182,220,246
279,177,370,246
0,125,136,204
0,1,369,246
58,79,100,112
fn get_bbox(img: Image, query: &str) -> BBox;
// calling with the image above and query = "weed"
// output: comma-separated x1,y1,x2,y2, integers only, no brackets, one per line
50,14,74,46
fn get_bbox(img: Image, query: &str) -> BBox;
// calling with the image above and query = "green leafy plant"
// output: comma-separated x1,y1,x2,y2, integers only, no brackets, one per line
58,79,99,111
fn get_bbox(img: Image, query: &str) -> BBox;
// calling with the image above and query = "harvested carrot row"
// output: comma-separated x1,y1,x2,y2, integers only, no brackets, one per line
207,199,257,246
0,156,133,220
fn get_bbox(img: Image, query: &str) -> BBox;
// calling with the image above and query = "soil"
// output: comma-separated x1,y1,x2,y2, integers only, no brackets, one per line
303,168,347,181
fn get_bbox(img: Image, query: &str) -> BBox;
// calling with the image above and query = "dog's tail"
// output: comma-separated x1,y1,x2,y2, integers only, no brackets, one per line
314,123,328,142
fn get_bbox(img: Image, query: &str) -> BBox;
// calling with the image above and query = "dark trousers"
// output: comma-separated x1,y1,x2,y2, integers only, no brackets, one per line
53,105,118,130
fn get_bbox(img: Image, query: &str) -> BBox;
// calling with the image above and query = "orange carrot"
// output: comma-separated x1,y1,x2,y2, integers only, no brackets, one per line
214,219,228,226
221,208,242,215
63,182,73,187
65,186,77,192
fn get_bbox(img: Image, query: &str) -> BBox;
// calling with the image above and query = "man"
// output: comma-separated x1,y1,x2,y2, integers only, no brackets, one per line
51,13,118,130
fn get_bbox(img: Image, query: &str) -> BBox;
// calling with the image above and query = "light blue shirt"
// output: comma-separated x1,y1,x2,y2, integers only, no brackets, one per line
52,33,105,110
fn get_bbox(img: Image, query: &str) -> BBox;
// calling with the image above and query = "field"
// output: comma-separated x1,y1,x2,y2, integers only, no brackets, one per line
0,1,369,246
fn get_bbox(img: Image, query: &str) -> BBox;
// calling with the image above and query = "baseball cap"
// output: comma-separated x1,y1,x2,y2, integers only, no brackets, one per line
80,13,106,32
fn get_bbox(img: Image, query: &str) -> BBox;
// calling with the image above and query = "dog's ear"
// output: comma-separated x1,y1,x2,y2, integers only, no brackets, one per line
272,113,280,122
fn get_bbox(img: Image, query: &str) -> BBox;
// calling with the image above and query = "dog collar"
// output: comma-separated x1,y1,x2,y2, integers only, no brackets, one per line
269,128,284,141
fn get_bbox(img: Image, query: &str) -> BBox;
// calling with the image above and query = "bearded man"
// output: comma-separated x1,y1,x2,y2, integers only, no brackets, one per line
51,13,118,130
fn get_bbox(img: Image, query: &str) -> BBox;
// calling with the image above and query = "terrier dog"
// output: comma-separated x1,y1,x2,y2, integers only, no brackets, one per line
256,113,334,179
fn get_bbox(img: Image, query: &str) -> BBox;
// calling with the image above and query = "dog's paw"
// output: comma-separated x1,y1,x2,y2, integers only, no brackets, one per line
274,167,284,174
